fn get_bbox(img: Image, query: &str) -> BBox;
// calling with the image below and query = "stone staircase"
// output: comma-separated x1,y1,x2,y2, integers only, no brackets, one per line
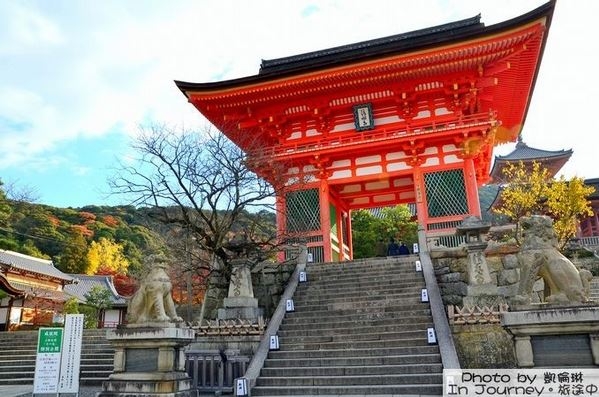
591,277,599,301
251,256,443,396
0,328,114,386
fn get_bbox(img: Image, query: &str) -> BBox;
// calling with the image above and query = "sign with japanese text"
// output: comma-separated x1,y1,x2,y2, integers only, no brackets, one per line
33,327,63,394
59,314,84,393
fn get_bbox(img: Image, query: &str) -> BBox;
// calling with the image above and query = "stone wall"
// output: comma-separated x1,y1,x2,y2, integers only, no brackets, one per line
452,324,516,368
251,261,296,319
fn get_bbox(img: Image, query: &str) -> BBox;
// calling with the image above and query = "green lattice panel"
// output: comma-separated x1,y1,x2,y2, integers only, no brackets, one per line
285,188,321,233
424,169,468,218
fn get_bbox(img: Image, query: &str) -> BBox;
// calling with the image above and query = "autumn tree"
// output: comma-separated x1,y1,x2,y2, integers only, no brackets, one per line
494,161,594,248
86,237,130,275
546,176,594,246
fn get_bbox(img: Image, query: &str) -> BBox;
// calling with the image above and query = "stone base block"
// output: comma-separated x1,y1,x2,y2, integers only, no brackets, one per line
217,306,263,321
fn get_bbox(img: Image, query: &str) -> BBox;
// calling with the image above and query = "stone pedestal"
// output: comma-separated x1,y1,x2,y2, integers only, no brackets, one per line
97,325,197,397
217,259,263,321
502,305,599,368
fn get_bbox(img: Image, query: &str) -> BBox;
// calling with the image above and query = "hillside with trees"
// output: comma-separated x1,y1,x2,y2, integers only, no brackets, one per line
0,179,276,303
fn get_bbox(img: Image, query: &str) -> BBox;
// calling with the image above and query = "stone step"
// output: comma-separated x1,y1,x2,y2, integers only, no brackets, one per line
292,300,428,315
297,277,424,291
305,268,421,281
279,329,427,344
282,311,432,327
255,372,442,387
262,352,442,368
251,383,442,396
279,315,432,331
261,362,443,377
279,336,430,351
267,345,439,360
306,256,418,270
294,285,425,300
278,321,434,337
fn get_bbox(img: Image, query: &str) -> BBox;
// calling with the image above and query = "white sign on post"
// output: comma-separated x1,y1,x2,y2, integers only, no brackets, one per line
413,243,419,253
427,327,437,344
415,260,422,272
235,377,248,396
286,299,295,312
299,271,307,282
33,327,63,394
269,335,280,350
59,314,85,393
421,288,429,302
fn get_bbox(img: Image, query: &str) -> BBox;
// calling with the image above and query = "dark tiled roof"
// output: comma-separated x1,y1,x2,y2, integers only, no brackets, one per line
259,15,482,74
584,178,599,201
9,281,71,302
0,249,74,282
495,140,572,161
64,274,127,306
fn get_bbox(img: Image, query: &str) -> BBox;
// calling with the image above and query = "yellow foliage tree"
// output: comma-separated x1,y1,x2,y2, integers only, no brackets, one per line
546,176,594,246
86,237,130,275
493,161,551,222
494,161,594,248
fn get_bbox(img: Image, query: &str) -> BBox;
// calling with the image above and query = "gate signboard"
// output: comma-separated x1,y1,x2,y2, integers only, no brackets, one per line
58,314,84,393
33,327,63,394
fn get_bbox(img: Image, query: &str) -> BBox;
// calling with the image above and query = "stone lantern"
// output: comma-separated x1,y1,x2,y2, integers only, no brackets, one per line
456,215,493,288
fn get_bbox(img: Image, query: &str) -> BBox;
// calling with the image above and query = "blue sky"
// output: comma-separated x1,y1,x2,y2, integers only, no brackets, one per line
1,0,598,208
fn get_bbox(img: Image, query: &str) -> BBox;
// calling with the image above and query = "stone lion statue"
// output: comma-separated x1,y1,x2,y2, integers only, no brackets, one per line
127,255,183,324
513,215,592,305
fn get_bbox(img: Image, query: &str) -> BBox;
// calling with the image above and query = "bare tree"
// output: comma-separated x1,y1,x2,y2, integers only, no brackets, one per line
2,179,40,203
108,124,291,288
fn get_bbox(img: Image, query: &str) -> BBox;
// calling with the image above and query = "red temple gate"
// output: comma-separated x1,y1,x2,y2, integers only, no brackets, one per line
176,2,555,262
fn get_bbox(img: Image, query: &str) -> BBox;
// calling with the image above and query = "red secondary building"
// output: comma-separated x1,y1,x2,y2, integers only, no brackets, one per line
177,2,555,262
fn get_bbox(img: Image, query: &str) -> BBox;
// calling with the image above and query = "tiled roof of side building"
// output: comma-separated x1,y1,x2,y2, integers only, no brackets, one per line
65,274,127,306
0,249,74,282
495,140,572,161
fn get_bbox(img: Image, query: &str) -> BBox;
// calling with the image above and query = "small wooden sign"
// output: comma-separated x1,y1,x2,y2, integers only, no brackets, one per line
353,103,375,131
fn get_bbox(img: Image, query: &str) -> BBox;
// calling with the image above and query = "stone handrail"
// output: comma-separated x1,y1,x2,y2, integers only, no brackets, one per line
418,225,461,369
240,245,308,391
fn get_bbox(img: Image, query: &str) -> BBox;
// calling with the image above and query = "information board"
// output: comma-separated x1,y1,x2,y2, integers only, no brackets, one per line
59,314,84,393
33,327,63,394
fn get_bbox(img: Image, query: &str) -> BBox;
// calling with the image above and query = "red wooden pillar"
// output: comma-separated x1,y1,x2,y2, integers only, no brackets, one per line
319,179,332,262
463,158,482,217
413,168,428,229
334,201,344,261
275,194,287,262
346,210,353,260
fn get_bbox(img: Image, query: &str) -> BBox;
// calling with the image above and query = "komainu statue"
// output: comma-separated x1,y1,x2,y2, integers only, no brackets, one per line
513,215,593,305
127,255,183,324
